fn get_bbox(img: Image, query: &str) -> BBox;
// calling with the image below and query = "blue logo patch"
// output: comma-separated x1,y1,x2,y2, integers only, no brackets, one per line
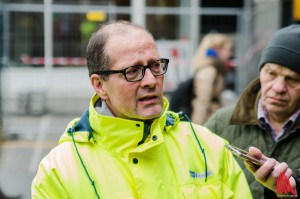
189,170,212,179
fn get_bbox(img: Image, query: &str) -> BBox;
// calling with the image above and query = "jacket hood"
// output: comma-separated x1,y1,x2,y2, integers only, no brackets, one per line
58,109,96,144
59,95,181,145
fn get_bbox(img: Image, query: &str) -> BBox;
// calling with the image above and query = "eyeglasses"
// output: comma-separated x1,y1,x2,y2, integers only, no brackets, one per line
96,58,169,82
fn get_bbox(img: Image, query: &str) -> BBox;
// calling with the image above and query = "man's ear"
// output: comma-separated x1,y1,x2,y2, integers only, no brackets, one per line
90,74,109,100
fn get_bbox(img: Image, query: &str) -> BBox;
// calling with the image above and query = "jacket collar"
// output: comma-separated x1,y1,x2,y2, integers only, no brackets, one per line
230,78,261,125
60,94,180,155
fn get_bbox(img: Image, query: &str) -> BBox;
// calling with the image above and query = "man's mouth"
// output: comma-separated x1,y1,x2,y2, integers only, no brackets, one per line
139,96,156,102
268,97,287,104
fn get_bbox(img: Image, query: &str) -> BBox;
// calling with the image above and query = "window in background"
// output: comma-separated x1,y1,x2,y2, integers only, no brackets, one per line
200,0,242,33
146,0,180,40
147,14,179,40
53,0,109,5
147,0,180,7
10,12,44,66
53,13,85,58
201,0,243,8
8,9,130,67
201,15,237,33
3,0,42,3
52,12,129,67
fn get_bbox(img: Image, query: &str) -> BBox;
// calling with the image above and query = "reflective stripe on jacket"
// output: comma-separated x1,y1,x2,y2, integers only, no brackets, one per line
32,94,252,199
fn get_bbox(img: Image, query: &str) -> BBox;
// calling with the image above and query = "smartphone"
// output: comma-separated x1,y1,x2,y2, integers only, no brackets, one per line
225,144,267,166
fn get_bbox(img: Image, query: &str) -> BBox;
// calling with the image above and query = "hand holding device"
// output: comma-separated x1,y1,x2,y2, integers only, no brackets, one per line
225,144,267,166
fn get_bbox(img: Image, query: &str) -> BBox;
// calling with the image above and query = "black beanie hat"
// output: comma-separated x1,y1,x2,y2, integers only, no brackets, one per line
259,24,300,74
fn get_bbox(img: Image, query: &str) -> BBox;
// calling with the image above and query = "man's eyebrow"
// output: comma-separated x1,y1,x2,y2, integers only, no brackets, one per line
288,73,300,78
129,59,158,67
265,67,275,72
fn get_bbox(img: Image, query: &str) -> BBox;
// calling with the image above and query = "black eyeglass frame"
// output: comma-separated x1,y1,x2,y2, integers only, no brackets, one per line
95,58,169,82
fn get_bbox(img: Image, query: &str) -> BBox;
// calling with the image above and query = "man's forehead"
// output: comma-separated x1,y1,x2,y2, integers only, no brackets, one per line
109,29,152,41
105,30,158,68
264,63,300,75
105,31,156,53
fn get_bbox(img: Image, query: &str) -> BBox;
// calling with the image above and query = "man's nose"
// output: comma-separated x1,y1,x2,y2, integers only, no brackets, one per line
141,68,157,86
272,78,287,93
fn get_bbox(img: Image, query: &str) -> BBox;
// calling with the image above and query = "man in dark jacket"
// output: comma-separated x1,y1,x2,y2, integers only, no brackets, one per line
204,24,300,198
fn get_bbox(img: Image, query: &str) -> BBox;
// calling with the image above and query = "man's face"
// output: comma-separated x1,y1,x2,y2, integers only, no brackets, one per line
95,30,164,121
260,63,300,121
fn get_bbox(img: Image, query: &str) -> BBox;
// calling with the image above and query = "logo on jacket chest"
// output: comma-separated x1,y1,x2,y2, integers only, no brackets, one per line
189,170,213,179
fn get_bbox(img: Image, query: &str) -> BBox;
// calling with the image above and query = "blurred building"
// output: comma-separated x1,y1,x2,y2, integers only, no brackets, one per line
0,0,299,136
0,1,299,198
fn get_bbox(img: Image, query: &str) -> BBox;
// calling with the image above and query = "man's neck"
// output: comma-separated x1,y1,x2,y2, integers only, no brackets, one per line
267,108,300,135
94,99,114,117
268,118,285,135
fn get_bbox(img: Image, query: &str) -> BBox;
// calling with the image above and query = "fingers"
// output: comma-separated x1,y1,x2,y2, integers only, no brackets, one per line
272,162,289,178
244,160,259,174
273,164,297,193
289,175,297,191
244,147,271,175
284,167,293,179
255,158,277,180
282,167,296,191
248,146,268,160
254,161,293,193
248,146,262,159
243,147,296,194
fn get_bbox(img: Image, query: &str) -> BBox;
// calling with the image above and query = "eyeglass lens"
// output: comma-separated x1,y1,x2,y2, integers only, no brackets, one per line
125,60,167,81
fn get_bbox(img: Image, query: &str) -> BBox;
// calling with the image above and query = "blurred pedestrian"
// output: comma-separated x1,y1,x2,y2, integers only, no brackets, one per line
31,20,252,198
204,24,300,198
169,33,234,123
191,33,234,124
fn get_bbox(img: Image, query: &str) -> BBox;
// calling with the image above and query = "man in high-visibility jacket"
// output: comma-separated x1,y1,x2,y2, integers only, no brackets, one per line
31,20,271,199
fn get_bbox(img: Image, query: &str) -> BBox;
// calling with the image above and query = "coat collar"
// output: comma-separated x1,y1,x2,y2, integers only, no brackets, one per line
230,78,261,125
60,94,180,156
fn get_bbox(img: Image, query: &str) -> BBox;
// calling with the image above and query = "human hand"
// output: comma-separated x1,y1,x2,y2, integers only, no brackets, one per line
244,146,296,194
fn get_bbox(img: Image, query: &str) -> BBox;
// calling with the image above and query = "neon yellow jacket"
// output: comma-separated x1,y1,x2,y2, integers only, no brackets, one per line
32,94,252,199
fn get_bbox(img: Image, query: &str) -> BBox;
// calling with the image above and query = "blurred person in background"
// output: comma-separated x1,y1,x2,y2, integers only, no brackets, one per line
169,33,234,123
31,20,253,199
204,24,300,198
191,33,234,124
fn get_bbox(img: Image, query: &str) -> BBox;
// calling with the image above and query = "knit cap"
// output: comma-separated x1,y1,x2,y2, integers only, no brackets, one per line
259,24,300,74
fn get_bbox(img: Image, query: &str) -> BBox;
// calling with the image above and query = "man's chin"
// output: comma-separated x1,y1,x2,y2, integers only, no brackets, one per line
267,104,288,112
267,106,292,118
137,108,163,120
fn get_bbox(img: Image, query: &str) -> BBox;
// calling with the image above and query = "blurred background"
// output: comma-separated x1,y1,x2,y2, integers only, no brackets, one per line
0,0,299,198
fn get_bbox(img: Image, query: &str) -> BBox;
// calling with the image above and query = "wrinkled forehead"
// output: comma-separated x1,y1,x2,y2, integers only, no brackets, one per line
262,63,300,77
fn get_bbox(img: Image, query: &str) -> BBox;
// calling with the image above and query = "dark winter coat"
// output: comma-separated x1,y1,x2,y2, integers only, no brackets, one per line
204,78,300,199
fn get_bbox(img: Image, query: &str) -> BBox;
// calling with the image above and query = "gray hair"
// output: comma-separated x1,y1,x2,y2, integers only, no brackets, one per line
86,20,154,80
